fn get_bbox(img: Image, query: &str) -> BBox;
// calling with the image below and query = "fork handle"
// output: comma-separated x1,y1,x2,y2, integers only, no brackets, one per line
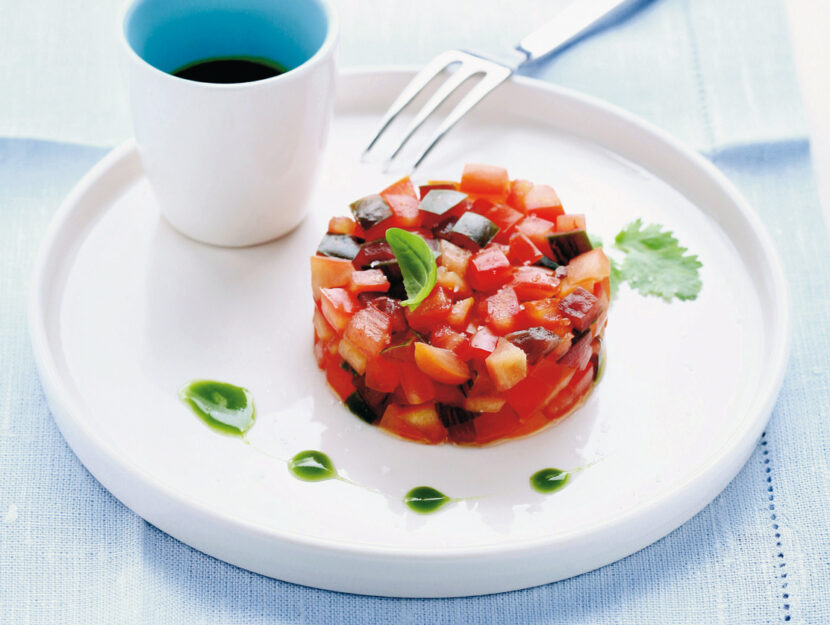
516,0,641,63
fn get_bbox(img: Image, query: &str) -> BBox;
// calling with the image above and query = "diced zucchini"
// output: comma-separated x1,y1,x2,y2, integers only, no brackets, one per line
345,391,379,424
547,229,593,265
350,194,393,229
535,255,560,270
450,212,500,250
419,189,467,216
317,233,362,260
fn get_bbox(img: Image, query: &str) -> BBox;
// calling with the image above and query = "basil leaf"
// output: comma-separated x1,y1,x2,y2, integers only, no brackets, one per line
385,228,437,311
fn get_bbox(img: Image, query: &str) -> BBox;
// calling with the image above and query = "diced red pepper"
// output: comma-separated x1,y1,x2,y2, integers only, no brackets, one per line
510,266,560,300
507,232,544,265
481,287,520,335
460,163,510,197
467,248,512,291
405,286,453,333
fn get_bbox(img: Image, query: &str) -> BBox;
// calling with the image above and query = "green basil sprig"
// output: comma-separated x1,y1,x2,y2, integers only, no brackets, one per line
385,228,437,311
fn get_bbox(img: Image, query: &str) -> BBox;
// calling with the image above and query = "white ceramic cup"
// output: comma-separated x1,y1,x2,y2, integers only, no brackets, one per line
122,0,338,247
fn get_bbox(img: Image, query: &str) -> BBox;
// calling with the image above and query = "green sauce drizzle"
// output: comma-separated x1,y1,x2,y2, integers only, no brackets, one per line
404,486,450,514
179,380,255,435
530,468,570,493
289,450,337,482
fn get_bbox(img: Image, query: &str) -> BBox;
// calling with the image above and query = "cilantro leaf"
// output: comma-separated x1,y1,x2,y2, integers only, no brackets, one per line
613,219,702,301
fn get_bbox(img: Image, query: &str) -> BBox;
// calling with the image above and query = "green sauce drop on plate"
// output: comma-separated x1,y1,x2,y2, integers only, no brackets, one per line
289,450,337,482
530,468,570,493
404,486,450,514
179,380,255,435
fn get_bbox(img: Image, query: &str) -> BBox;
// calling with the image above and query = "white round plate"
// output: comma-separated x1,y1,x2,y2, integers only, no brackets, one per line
30,68,789,597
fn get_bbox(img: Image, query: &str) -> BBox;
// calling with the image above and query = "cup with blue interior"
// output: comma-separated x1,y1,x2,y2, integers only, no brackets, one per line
123,0,338,247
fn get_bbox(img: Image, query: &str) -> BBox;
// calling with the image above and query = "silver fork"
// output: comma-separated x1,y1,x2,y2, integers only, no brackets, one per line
364,0,642,172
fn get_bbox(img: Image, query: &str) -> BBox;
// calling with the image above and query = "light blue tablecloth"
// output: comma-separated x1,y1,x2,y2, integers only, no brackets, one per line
2,0,829,622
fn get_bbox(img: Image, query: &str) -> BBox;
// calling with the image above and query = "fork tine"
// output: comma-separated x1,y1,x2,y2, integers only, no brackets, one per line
362,51,463,157
382,65,481,166
406,67,512,172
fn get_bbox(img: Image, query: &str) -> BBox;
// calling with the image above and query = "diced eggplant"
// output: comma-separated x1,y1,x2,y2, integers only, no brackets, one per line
359,294,408,334
557,331,593,370
419,189,468,217
434,216,458,241
352,239,396,269
449,212,500,250
546,229,593,265
317,233,362,260
345,391,382,424
535,255,559,270
425,237,442,259
350,194,393,230
504,327,561,366
436,403,477,444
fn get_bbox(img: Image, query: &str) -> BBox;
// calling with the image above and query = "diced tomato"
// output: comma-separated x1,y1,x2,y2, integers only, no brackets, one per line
481,287,520,335
485,338,528,391
555,213,586,232
460,163,510,197
320,287,358,332
472,199,524,243
515,215,556,252
508,232,544,265
503,357,574,418
594,277,611,310
399,362,436,404
510,266,560,300
337,337,368,374
380,403,446,444
433,383,467,406
344,306,392,357
544,364,594,421
559,248,610,295
313,338,326,368
419,181,458,199
524,184,564,221
430,325,468,352
414,342,471,384
311,256,354,301
473,405,521,444
325,358,356,400
522,299,571,335
313,306,336,343
506,179,534,213
348,269,391,295
328,216,357,235
439,239,472,275
463,326,499,360
447,297,474,329
436,266,472,298
405,286,453,333
381,177,422,229
365,355,401,393
558,287,601,333
508,410,550,439
467,248,512,291
382,334,417,362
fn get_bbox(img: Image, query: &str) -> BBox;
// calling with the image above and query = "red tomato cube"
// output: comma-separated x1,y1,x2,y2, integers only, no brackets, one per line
507,232,544,265
311,256,354,301
467,248,512,291
320,287,358,332
524,184,564,220
344,306,392,357
460,163,510,197
515,215,556,251
510,266,560,300
481,287,520,335
365,355,401,393
555,213,586,232
405,286,453,333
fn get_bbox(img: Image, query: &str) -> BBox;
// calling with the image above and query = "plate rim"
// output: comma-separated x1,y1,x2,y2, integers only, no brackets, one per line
28,66,791,576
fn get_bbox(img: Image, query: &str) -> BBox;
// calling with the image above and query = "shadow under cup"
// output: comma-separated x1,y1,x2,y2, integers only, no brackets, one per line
124,0,330,76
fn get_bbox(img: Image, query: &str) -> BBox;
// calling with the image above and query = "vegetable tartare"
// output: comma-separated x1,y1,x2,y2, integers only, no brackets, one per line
311,163,610,445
